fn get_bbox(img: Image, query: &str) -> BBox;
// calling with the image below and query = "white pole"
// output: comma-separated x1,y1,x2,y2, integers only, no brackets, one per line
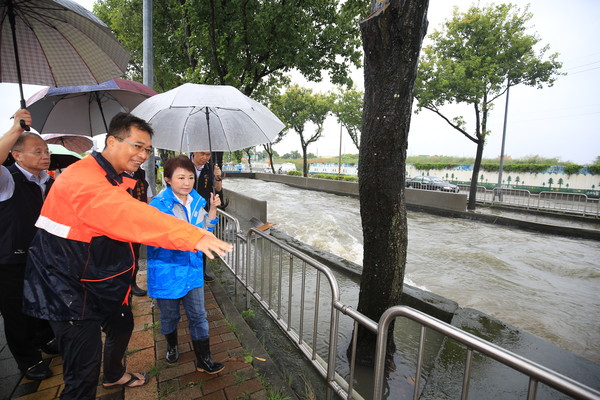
143,0,156,194
494,81,510,202
338,122,343,176
497,82,510,189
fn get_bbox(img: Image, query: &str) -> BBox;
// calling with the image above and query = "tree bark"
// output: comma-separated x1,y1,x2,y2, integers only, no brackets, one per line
353,0,429,366
468,139,485,210
301,143,309,177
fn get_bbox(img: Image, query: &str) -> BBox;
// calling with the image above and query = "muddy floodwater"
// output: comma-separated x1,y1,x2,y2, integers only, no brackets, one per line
224,178,600,364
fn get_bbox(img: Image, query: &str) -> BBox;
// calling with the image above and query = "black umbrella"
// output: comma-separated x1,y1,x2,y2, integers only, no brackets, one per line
1,0,130,129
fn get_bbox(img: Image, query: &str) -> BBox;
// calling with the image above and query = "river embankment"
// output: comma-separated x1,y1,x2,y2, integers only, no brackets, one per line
218,176,600,399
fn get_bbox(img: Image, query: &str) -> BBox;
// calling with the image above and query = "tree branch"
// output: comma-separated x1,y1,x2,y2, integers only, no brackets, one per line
423,105,479,144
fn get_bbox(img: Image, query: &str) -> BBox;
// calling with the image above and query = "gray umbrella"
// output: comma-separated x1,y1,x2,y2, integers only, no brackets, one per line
131,83,285,153
26,78,156,136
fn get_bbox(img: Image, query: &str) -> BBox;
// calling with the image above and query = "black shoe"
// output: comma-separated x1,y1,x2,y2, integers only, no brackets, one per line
204,274,215,283
23,361,52,381
131,283,147,297
166,344,179,364
40,338,59,355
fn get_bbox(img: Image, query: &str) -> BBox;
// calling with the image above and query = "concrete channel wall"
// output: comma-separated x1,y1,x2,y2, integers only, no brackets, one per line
222,187,267,223
231,172,469,211
226,172,600,240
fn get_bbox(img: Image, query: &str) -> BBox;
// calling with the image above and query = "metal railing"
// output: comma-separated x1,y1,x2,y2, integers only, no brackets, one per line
458,185,600,217
215,209,600,400
538,191,593,216
374,307,600,400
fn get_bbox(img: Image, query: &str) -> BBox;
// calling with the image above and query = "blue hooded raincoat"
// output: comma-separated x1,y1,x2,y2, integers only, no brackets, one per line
147,186,218,299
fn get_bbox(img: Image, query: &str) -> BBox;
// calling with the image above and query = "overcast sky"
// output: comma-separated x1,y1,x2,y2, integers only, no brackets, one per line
1,0,598,164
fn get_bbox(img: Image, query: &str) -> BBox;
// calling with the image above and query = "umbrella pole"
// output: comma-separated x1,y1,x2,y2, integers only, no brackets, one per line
205,108,215,196
7,0,30,131
94,93,110,134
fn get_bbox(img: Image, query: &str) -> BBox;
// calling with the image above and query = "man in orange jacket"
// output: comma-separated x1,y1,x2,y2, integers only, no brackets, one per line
23,113,232,400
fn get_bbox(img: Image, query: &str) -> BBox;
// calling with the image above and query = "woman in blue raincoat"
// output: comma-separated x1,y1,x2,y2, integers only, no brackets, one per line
147,155,224,374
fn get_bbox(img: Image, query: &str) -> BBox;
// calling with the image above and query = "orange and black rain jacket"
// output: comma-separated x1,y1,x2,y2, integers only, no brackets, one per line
23,152,205,321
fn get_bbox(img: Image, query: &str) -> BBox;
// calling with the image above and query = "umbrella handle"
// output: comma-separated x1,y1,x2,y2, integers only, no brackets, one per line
19,100,30,131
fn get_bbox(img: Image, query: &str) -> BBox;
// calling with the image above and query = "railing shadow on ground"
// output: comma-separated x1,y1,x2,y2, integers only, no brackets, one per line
215,209,600,400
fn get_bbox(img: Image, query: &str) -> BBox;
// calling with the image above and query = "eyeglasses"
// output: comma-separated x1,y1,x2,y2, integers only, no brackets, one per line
113,136,153,156
15,150,52,156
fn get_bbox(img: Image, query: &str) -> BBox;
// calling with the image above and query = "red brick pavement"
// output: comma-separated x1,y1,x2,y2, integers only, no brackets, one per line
8,269,288,400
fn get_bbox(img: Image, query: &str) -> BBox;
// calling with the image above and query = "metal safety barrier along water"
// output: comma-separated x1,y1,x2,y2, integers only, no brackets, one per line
215,209,600,400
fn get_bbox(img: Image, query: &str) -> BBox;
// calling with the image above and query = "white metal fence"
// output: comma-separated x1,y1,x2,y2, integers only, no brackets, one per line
215,209,600,400
457,185,600,217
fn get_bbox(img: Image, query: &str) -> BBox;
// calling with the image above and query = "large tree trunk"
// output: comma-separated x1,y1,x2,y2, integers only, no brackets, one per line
353,0,429,366
264,144,276,174
468,139,485,210
301,144,309,177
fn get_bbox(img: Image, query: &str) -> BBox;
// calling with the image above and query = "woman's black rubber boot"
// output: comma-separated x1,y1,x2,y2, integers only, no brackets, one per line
192,339,224,374
165,330,179,363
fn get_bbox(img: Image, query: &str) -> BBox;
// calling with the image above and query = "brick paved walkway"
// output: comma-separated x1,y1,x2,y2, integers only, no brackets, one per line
3,265,293,400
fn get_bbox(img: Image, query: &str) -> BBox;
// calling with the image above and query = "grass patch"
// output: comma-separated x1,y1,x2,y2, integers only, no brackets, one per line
233,371,245,385
266,389,294,400
226,320,238,334
147,363,163,378
241,309,255,320
124,348,143,356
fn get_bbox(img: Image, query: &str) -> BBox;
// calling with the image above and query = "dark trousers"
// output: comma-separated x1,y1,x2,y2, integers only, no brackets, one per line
0,263,54,371
132,242,141,272
49,304,134,400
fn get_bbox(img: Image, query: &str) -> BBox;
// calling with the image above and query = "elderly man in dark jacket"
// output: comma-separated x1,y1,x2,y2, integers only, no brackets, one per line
0,109,57,381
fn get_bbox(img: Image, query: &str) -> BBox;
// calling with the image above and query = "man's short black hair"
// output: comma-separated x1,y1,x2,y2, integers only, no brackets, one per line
108,112,154,138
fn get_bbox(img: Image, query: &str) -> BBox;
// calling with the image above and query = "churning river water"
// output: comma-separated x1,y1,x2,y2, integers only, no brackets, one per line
224,177,600,364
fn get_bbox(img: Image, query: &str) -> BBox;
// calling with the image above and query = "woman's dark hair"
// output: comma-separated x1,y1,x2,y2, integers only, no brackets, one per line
163,155,196,184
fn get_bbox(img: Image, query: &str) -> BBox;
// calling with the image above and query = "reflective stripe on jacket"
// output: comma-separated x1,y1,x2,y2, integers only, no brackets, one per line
147,186,218,299
23,153,205,321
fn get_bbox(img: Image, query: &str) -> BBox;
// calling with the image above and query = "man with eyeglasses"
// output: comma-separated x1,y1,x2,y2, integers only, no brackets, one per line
190,151,224,283
0,109,58,381
124,165,152,297
22,112,232,399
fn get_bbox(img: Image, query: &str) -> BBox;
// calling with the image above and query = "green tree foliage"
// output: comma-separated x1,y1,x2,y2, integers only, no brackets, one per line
231,150,244,164
414,3,562,210
270,85,334,176
261,93,288,172
332,87,363,150
281,150,301,160
94,0,369,96
564,164,582,175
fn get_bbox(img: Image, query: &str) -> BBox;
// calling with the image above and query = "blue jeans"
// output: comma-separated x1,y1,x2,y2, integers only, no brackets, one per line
156,286,209,341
